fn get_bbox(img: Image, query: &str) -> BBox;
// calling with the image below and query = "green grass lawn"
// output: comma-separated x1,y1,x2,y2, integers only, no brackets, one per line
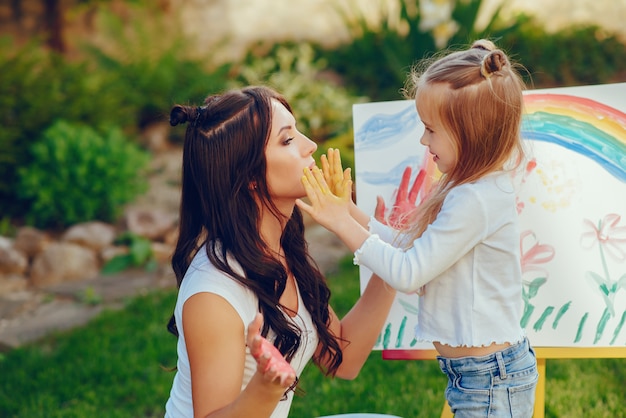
0,256,624,417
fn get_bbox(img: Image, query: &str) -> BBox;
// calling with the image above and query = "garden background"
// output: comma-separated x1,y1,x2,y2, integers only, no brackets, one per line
0,0,625,417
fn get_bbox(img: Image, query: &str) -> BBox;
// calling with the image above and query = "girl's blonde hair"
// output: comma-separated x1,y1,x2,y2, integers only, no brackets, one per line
404,39,526,241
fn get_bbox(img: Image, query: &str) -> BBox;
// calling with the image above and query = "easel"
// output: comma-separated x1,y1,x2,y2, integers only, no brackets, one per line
383,347,626,417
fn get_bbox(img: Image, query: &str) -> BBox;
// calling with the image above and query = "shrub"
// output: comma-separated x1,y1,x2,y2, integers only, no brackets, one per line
101,231,158,275
498,16,626,87
82,5,232,135
0,37,132,217
312,0,518,101
17,120,150,228
312,0,626,100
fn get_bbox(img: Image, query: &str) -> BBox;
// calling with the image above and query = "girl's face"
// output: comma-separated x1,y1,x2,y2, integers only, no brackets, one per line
264,100,318,202
415,83,458,174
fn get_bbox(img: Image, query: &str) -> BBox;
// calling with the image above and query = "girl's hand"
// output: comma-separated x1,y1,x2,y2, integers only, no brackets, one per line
247,314,297,391
375,166,425,229
321,148,352,200
296,165,353,233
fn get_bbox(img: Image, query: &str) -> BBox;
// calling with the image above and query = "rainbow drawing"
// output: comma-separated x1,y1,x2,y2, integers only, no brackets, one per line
521,93,626,183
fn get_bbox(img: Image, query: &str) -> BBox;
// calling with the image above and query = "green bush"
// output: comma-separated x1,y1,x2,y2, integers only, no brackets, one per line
17,120,150,228
312,0,626,100
312,0,517,101
101,231,158,275
498,17,626,87
82,5,232,134
0,37,132,218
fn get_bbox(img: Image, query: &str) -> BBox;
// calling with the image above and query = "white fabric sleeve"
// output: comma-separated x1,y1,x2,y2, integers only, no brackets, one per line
354,186,489,293
368,217,397,243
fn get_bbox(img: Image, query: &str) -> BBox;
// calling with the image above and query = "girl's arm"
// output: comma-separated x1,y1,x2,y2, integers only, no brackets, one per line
298,164,488,293
316,273,397,380
310,149,397,378
182,293,294,418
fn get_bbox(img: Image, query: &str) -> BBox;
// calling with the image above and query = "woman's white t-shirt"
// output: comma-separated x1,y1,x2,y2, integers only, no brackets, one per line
164,246,319,418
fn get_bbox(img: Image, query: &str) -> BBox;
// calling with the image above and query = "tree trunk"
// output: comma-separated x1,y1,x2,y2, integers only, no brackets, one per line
43,0,65,53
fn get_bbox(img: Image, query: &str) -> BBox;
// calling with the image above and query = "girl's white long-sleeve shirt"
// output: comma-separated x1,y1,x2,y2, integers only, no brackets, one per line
354,171,526,347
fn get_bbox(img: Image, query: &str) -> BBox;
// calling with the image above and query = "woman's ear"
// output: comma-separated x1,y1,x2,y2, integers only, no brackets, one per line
249,182,257,190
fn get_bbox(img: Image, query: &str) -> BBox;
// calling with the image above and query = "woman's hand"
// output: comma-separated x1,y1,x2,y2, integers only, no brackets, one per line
247,314,297,391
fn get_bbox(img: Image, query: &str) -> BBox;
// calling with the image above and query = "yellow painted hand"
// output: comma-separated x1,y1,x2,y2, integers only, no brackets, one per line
320,148,352,200
298,165,353,233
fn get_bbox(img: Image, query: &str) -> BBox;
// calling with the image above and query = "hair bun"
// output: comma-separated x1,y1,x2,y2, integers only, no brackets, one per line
480,50,508,79
170,105,190,127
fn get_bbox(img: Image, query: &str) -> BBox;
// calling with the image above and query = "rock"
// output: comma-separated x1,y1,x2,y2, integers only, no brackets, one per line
125,207,177,241
29,242,100,287
151,241,174,265
63,221,117,251
100,245,129,263
0,274,28,296
13,226,50,259
0,244,28,275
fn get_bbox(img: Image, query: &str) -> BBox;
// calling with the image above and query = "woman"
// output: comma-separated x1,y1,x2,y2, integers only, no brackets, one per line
164,86,396,418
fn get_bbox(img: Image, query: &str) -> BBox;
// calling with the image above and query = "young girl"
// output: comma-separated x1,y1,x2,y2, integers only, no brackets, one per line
164,86,397,418
297,40,538,417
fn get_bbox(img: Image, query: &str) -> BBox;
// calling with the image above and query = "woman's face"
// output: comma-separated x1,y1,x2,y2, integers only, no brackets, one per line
415,83,458,174
264,100,318,202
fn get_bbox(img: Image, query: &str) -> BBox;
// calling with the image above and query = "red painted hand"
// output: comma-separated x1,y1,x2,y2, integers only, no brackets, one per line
375,166,426,229
247,314,297,391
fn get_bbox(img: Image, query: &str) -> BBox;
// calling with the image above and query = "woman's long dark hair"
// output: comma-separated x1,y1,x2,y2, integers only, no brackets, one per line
167,86,342,376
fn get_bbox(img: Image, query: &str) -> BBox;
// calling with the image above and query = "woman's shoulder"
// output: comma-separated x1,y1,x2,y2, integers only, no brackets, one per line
179,246,251,301
177,245,258,324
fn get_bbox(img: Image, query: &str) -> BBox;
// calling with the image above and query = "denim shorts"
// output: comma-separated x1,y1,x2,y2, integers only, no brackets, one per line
437,338,538,418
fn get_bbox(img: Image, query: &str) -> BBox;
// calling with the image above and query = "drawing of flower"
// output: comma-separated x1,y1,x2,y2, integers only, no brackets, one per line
581,213,626,262
580,214,626,343
519,230,556,328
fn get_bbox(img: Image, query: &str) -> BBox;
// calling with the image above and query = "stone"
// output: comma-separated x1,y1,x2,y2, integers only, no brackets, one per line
29,242,100,287
63,221,117,251
0,244,28,275
13,226,50,259
0,274,28,296
125,207,177,241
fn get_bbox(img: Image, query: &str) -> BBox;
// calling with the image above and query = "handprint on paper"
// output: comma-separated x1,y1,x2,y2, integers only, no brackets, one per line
580,213,626,344
375,166,426,230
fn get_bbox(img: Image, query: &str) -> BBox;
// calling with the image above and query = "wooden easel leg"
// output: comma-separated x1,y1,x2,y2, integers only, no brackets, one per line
440,401,453,417
534,358,546,418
